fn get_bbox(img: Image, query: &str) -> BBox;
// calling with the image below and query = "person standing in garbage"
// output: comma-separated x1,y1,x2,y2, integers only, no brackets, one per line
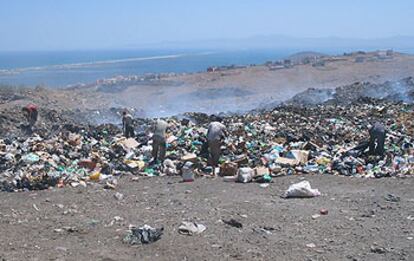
22,104,38,132
152,119,168,163
369,122,386,156
122,110,135,138
207,117,228,167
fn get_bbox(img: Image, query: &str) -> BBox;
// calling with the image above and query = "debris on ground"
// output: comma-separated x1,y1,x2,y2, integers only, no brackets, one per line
319,208,329,215
370,245,387,254
114,192,124,201
178,221,206,235
384,193,401,202
282,181,321,198
223,219,243,228
123,225,164,245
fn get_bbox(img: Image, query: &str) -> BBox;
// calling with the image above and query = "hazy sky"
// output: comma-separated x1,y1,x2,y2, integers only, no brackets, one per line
0,0,413,51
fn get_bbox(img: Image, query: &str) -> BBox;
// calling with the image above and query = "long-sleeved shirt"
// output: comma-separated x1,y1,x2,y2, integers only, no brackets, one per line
154,119,168,138
207,122,227,141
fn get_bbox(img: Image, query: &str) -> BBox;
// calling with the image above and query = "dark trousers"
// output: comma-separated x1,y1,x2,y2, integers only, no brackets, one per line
369,130,385,156
152,135,166,162
124,126,134,138
208,139,221,167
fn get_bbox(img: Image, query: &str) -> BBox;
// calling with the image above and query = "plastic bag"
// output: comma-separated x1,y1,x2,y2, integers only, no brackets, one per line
237,167,253,183
282,180,321,198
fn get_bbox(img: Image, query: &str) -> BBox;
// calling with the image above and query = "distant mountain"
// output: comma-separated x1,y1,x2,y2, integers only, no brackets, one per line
127,35,414,52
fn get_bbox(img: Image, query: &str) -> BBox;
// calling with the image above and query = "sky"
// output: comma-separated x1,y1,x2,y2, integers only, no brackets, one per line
0,0,413,51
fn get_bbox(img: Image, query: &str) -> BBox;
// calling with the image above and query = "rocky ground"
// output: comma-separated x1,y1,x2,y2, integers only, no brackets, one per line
0,175,413,261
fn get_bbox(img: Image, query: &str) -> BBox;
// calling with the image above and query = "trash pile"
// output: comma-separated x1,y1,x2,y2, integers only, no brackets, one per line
1,80,414,192
286,77,414,106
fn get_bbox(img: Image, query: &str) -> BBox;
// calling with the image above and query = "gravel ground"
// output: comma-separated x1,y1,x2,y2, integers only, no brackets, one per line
0,175,413,261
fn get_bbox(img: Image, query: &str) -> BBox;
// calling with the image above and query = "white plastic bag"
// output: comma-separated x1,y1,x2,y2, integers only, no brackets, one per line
283,181,321,198
178,222,206,236
237,167,253,183
182,161,194,182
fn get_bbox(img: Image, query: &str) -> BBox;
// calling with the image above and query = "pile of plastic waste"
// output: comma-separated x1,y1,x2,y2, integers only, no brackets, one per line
1,96,413,191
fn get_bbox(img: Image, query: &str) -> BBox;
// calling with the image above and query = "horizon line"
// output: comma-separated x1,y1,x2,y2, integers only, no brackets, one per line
1,34,414,52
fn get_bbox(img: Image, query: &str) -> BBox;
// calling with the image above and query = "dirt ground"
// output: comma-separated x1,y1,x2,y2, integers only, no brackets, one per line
0,175,413,261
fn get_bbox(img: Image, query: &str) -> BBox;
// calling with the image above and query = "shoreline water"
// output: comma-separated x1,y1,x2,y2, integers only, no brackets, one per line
0,49,305,88
1,48,413,89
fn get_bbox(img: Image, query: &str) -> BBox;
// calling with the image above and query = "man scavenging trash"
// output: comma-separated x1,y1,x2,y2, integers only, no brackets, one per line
152,119,168,163
207,116,228,167
346,122,386,157
122,110,135,138
22,104,38,133
369,122,386,157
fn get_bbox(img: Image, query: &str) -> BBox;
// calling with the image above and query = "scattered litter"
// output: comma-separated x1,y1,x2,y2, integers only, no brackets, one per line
123,225,164,245
282,181,321,198
178,221,206,235
312,214,321,219
114,192,124,201
253,226,275,235
32,204,40,211
182,162,195,182
319,208,328,215
223,219,243,228
237,167,253,183
384,193,400,202
371,245,387,254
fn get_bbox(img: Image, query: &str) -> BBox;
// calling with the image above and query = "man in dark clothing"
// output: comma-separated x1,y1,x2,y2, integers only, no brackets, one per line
122,110,135,138
152,119,168,163
369,122,386,156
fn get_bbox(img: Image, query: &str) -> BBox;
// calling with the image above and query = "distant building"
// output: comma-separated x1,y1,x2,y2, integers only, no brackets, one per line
386,49,394,56
312,60,325,67
355,57,365,63
268,65,285,71
376,50,388,59
207,67,217,72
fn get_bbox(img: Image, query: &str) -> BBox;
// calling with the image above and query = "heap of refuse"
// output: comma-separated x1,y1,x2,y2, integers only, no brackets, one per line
286,77,414,106
1,82,414,192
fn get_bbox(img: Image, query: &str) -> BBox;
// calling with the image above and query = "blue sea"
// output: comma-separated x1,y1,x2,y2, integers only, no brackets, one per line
0,49,306,88
2,48,413,88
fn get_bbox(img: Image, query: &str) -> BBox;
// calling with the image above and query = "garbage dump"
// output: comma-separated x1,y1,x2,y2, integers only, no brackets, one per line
1,79,414,192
